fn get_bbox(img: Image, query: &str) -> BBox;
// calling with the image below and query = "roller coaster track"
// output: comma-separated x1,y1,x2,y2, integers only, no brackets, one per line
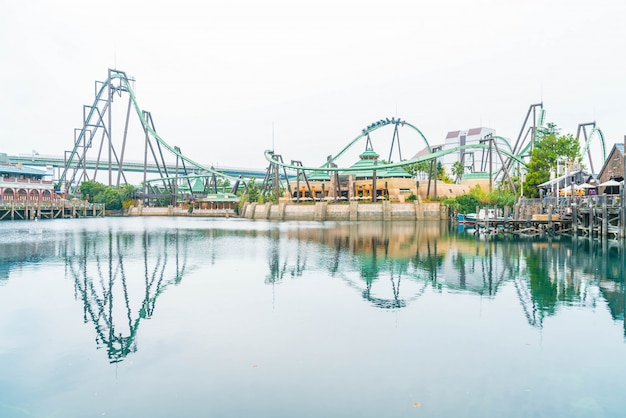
265,142,527,174
577,123,606,174
323,117,432,167
59,70,606,198
59,69,243,196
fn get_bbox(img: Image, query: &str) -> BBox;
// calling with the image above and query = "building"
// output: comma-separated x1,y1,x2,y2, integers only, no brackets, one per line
0,153,56,203
441,127,503,175
287,142,471,202
596,143,624,194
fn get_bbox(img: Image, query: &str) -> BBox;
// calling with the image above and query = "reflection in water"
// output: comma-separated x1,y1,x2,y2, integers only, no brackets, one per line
64,229,188,363
2,219,624,365
266,221,626,333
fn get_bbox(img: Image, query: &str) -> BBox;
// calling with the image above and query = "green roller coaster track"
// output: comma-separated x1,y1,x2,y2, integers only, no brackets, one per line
59,70,607,196
265,142,528,174
59,69,243,194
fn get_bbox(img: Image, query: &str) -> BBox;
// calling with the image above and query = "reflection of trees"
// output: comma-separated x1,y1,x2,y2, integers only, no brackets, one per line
65,229,188,363
268,222,626,333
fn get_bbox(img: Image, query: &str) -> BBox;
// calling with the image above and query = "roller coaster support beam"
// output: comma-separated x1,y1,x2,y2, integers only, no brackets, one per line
116,94,132,188
291,161,312,203
487,134,517,195
174,146,193,195
387,123,402,164
262,153,288,200
576,122,597,174
512,103,542,157
142,111,168,192
372,161,377,203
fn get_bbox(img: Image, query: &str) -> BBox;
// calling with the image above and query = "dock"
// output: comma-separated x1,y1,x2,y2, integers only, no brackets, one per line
0,200,105,221
464,194,625,239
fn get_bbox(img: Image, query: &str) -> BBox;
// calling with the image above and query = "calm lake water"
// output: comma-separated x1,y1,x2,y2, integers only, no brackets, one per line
1,217,625,418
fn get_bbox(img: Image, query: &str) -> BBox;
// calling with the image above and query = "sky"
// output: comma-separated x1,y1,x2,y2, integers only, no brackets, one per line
1,0,625,174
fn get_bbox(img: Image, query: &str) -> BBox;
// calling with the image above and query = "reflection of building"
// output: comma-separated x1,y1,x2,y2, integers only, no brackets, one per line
0,154,56,203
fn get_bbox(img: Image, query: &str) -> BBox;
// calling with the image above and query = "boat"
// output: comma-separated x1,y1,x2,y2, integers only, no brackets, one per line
457,213,477,226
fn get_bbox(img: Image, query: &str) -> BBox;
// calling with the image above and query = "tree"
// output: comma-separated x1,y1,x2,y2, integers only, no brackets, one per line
79,181,106,202
522,126,581,198
451,161,465,183
94,187,122,210
437,162,453,184
118,184,137,202
404,160,430,179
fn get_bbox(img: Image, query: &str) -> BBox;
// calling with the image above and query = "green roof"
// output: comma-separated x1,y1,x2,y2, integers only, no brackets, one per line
462,172,490,179
199,193,239,202
341,148,411,179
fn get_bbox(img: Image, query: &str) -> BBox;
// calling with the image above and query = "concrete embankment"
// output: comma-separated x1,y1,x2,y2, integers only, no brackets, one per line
240,201,445,221
126,201,445,221
126,206,234,217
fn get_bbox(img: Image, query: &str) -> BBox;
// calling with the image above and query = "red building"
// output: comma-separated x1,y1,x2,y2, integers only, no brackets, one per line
0,161,57,204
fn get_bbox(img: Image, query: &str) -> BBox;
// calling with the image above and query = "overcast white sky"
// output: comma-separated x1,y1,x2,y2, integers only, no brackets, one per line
1,0,625,172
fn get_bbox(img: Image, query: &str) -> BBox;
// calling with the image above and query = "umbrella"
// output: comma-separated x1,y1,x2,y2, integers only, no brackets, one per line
598,179,621,187
575,182,596,189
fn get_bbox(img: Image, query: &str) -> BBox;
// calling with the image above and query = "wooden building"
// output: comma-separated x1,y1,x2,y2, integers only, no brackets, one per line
597,143,624,194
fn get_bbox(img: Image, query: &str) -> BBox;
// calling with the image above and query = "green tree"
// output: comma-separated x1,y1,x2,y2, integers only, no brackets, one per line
437,162,453,183
523,127,581,198
118,184,137,202
451,161,465,183
404,160,430,179
79,181,106,202
454,193,481,214
93,187,122,210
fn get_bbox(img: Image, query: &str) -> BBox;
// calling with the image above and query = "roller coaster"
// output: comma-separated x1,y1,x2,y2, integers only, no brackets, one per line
59,68,247,202
59,69,607,203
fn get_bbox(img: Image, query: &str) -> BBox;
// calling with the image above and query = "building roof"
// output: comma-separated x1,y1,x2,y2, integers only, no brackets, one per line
596,143,625,181
537,168,594,189
198,193,239,202
342,148,412,179
0,164,49,177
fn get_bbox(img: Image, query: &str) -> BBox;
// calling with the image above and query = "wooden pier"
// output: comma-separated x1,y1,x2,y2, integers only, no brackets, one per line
0,200,105,221
465,195,625,240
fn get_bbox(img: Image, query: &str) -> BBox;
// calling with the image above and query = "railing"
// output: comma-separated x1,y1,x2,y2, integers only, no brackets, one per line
0,200,105,211
522,195,622,210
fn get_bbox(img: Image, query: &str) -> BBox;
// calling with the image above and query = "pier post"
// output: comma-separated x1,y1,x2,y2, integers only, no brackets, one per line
623,135,626,238
314,201,327,221
383,200,391,220
572,203,578,235
548,205,553,231
602,200,608,237
350,201,358,221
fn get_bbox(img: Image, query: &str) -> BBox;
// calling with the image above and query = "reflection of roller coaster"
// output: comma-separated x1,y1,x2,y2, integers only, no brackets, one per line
59,70,607,202
66,229,188,363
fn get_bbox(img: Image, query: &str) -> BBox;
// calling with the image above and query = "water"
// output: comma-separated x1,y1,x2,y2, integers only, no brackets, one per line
0,217,625,418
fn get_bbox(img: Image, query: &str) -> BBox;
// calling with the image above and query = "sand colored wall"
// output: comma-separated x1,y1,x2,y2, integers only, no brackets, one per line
241,201,445,221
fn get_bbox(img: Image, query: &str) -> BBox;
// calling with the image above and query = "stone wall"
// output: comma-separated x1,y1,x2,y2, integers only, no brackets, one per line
127,205,235,217
126,201,446,221
241,201,444,221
